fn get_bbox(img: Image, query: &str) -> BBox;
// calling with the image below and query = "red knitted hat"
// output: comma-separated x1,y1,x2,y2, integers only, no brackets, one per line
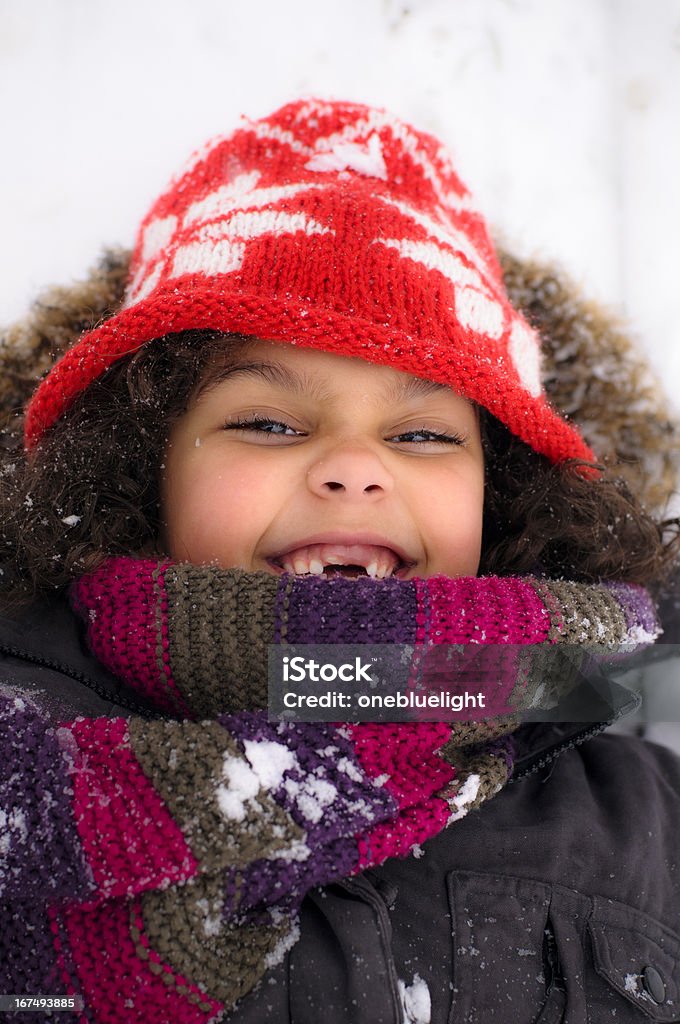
24,97,595,464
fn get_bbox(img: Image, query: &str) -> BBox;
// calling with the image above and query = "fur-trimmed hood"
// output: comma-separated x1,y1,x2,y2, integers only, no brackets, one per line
1,245,678,515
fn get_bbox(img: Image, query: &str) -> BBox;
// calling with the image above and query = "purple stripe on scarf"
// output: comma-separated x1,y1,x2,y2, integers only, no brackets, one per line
219,712,397,912
603,581,659,641
0,695,93,905
280,574,419,644
222,712,397,832
223,835,362,918
0,901,66,1002
482,733,517,775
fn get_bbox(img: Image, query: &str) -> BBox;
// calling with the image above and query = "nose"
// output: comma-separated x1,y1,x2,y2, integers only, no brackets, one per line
306,444,394,501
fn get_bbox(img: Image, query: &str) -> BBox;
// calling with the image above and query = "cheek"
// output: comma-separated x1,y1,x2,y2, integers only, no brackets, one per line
162,452,280,562
413,466,484,572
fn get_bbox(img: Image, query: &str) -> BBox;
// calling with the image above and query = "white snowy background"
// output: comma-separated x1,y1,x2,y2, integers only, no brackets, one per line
3,0,679,397
1,0,679,750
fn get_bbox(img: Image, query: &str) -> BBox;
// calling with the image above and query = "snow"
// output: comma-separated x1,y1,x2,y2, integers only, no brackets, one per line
264,919,301,970
283,774,338,824
0,807,28,856
0,806,29,895
216,740,295,821
305,133,388,180
398,974,431,1024
447,773,481,823
242,739,296,790
269,838,311,863
627,624,661,644
195,897,223,938
372,773,391,788
216,757,260,821
624,973,640,995
335,756,364,782
61,515,81,527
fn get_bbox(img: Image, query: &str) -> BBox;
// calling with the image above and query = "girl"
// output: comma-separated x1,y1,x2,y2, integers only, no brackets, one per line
1,98,679,1023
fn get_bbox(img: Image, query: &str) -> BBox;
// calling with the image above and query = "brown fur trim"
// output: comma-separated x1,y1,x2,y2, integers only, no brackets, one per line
499,247,680,513
2,245,678,511
0,249,129,431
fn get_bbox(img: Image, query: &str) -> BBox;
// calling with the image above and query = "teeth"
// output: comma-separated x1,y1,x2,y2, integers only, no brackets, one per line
378,550,395,579
276,542,402,579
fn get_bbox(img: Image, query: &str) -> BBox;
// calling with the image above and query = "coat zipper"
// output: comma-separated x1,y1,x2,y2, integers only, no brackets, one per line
0,642,158,718
509,719,611,783
337,875,404,1023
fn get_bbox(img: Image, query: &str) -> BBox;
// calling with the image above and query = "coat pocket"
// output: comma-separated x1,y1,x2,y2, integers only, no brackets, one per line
587,895,680,1021
447,872,680,1023
447,872,563,1024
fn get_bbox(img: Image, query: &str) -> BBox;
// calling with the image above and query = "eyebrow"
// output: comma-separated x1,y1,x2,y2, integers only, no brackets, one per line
389,375,452,403
195,359,457,406
196,361,333,403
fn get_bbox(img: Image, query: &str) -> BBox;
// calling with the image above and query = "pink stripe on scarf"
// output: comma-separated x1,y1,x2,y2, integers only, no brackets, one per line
415,575,553,644
59,898,221,1023
70,557,191,715
410,576,554,716
348,721,454,867
69,718,198,898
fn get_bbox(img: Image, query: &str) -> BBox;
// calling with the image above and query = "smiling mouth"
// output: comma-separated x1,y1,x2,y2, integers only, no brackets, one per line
267,542,414,580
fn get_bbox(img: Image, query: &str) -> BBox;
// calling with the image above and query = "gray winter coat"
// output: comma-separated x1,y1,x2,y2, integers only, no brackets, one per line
2,592,679,1023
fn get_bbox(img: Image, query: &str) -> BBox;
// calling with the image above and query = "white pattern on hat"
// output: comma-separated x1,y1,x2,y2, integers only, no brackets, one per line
126,263,163,306
302,107,477,217
172,239,246,279
291,99,340,121
378,238,488,293
386,196,497,282
455,287,505,339
171,207,333,281
183,172,263,225
141,215,178,263
125,216,179,304
508,321,542,395
184,180,324,227
194,209,332,243
305,133,388,180
253,104,475,221
378,237,505,338
127,181,335,302
249,120,310,154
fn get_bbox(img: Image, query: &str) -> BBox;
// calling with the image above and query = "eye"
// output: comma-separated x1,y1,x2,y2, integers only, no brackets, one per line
388,427,466,446
222,415,306,437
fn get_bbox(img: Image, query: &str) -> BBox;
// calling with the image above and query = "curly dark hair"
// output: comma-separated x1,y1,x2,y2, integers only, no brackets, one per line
0,328,678,609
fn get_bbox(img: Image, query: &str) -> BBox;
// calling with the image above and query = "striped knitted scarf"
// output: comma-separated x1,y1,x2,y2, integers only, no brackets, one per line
0,557,658,1021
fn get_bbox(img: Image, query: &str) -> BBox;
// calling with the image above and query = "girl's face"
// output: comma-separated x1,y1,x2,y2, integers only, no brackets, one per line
160,340,485,580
